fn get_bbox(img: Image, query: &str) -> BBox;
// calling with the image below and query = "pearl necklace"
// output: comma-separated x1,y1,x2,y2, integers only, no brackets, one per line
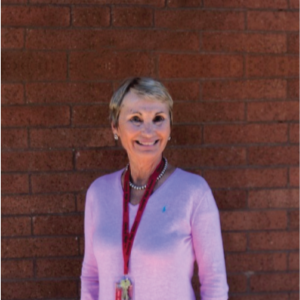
125,157,168,190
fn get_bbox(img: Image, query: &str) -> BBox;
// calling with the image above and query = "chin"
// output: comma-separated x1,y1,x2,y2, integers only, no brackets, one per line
134,149,164,159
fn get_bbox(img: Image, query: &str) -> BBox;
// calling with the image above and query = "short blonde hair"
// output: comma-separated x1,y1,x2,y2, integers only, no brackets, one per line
109,77,173,128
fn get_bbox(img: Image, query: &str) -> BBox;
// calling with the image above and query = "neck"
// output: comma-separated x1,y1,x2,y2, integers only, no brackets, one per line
128,156,163,186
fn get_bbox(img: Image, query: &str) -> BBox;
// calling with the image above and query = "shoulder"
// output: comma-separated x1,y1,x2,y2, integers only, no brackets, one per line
174,168,216,212
175,168,212,194
87,168,124,196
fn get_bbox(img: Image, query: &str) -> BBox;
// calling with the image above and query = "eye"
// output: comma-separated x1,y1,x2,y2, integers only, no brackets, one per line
131,116,142,123
154,115,164,122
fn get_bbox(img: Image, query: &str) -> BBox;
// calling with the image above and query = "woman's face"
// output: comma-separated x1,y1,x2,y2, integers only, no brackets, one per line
112,89,171,162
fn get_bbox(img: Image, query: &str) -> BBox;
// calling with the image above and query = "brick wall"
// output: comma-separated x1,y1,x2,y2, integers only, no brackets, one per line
1,0,299,299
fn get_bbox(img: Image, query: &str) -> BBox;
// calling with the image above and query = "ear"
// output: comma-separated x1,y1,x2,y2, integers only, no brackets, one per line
111,122,118,135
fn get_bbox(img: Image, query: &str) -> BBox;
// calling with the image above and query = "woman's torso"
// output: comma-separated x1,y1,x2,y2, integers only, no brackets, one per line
87,167,209,300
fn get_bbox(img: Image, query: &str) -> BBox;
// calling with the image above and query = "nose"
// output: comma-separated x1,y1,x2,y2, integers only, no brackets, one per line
142,121,154,135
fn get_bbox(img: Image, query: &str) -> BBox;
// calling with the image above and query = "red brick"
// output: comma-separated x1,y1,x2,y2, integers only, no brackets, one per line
26,28,199,52
36,258,82,277
173,102,244,123
33,215,83,235
248,189,299,208
213,190,247,210
2,106,70,127
202,79,287,101
76,149,128,170
290,123,299,144
247,11,298,31
1,194,76,215
2,84,24,104
289,167,299,187
72,105,110,126
1,27,24,49
165,147,246,168
155,10,245,30
227,274,247,292
288,33,299,53
2,174,29,194
26,28,100,49
203,0,243,7
221,211,287,230
248,101,298,122
1,5,70,27
288,252,299,270
222,232,247,251
79,236,84,255
288,79,299,99
246,55,298,77
290,0,299,8
2,151,73,172
204,168,287,189
290,293,300,300
204,124,288,144
204,0,288,8
1,280,77,300
191,264,200,298
289,210,300,228
73,6,110,27
2,129,28,150
202,32,286,54
159,53,243,78
110,29,199,51
26,82,112,103
167,0,202,7
113,7,153,27
163,81,200,101
169,125,202,145
2,260,33,279
30,0,164,5
2,0,27,3
1,237,79,258
248,146,299,166
245,0,288,8
250,273,299,292
187,169,203,177
31,172,104,193
249,231,299,250
69,51,155,80
30,127,114,148
225,252,286,272
76,193,86,212
230,294,289,300
2,217,31,236
2,51,67,81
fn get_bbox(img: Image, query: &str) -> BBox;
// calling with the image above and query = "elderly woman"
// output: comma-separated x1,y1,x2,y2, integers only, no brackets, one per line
80,77,229,300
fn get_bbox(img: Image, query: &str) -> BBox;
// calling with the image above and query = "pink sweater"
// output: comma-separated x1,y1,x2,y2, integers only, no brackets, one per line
81,167,229,300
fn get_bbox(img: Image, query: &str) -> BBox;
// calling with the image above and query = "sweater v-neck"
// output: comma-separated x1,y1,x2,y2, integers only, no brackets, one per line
118,167,179,207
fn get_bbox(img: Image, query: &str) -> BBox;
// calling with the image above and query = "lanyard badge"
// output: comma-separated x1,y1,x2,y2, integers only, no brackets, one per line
115,158,165,300
115,276,133,300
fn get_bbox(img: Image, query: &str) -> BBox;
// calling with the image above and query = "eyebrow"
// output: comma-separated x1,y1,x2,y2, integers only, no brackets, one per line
130,111,166,115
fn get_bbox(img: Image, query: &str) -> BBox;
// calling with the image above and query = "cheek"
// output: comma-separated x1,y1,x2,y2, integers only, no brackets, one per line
119,124,139,141
125,125,139,137
159,123,171,136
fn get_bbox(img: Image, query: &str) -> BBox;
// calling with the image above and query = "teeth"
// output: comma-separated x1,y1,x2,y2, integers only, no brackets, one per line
138,140,157,146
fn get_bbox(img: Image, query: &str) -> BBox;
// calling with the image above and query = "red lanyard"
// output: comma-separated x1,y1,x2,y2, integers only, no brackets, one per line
122,158,165,275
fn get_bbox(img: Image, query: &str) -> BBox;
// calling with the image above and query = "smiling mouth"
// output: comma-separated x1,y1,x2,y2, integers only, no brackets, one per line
136,140,159,146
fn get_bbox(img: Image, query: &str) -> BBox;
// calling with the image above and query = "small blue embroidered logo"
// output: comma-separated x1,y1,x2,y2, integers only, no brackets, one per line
162,206,166,212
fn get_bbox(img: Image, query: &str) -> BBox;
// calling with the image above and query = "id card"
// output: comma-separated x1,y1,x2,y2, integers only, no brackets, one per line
115,276,133,300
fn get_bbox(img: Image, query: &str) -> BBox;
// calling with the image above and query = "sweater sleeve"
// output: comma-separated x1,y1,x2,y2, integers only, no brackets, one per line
80,187,99,300
191,188,229,300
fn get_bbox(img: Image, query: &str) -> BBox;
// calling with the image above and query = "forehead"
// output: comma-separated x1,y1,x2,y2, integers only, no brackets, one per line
120,90,168,113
